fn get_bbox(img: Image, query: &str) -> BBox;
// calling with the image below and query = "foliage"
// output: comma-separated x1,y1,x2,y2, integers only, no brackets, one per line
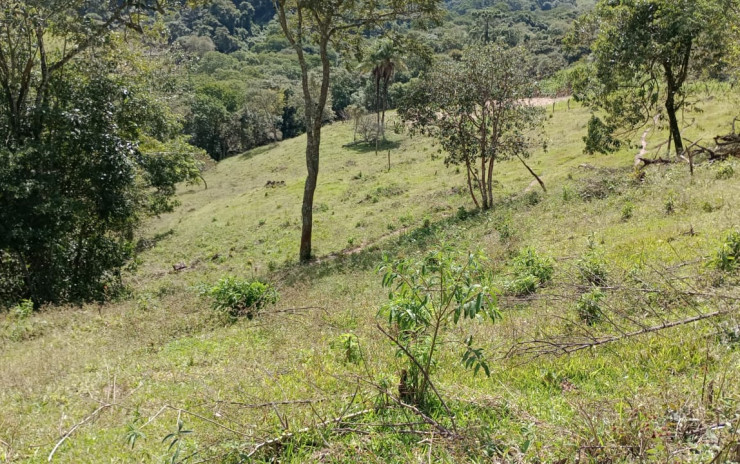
505,247,555,296
583,115,621,155
162,420,193,464
567,0,736,156
378,246,499,406
621,202,634,221
0,1,204,307
10,299,33,320
576,242,609,286
576,288,606,325
331,333,362,364
399,43,544,209
208,276,279,320
711,230,740,272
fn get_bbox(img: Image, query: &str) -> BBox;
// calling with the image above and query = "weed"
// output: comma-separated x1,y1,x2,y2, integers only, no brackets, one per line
716,163,734,180
562,185,574,202
711,230,740,272
208,276,278,321
10,299,33,320
576,288,606,325
577,246,608,286
664,195,676,215
621,202,634,221
331,333,361,364
505,247,555,296
524,191,542,206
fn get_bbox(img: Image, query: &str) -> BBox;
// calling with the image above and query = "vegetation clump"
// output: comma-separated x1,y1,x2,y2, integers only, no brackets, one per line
505,247,555,296
208,276,278,321
576,243,609,287
378,246,498,406
576,288,606,325
712,230,740,272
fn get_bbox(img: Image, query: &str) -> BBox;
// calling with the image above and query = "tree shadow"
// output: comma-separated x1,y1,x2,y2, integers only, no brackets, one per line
343,140,401,154
239,143,278,160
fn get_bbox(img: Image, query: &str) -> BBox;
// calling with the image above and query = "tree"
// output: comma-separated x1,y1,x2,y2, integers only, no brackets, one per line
567,0,736,157
0,0,203,306
361,39,406,153
399,44,545,210
272,0,443,262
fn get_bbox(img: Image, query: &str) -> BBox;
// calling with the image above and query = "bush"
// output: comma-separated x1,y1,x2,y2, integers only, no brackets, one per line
208,277,278,321
331,333,362,364
621,202,634,221
716,163,734,180
505,247,554,296
712,230,740,272
576,248,608,287
576,289,606,325
11,299,33,320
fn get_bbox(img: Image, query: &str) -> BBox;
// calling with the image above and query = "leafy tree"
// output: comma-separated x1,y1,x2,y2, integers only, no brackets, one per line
0,0,203,306
567,0,736,157
399,44,545,210
272,0,443,262
378,246,499,408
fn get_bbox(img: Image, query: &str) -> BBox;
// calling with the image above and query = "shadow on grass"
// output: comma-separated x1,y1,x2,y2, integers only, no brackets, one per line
276,208,502,286
239,143,279,161
342,140,401,154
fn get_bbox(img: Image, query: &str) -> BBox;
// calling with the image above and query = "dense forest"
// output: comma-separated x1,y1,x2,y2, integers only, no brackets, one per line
1,0,740,462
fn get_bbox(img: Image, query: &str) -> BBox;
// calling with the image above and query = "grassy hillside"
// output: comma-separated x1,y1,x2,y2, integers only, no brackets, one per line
1,95,739,463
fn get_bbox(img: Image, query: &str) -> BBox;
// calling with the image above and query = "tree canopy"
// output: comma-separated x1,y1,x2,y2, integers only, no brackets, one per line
399,44,545,209
0,0,204,306
567,0,737,156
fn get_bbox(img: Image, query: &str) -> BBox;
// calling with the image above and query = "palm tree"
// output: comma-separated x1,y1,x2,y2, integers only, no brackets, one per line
360,40,406,154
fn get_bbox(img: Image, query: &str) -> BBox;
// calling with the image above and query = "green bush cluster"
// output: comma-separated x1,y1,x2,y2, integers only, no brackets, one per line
506,247,554,296
208,276,278,321
576,289,606,325
712,230,740,272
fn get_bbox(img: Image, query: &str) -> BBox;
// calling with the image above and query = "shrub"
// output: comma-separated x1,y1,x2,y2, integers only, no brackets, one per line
716,163,734,180
576,248,608,286
11,299,33,320
664,195,676,215
621,202,634,221
331,333,361,364
712,230,740,272
378,247,498,407
576,289,606,325
208,277,278,321
505,247,554,296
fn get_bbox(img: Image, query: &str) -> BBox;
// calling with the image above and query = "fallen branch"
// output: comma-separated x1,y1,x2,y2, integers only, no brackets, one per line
515,310,729,357
245,408,373,458
48,404,112,462
515,153,546,192
637,156,672,167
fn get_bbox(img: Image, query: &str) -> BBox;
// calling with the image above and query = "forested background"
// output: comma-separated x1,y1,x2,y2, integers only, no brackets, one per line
137,0,593,161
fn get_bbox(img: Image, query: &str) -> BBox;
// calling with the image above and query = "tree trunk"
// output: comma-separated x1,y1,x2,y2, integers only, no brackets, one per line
663,64,684,157
665,90,684,157
300,130,319,262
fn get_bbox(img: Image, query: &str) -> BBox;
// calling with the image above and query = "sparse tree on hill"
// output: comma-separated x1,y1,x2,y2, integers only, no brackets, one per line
272,0,443,262
399,44,545,210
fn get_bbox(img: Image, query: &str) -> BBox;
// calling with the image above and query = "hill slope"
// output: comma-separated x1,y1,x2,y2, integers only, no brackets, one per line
1,97,739,462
